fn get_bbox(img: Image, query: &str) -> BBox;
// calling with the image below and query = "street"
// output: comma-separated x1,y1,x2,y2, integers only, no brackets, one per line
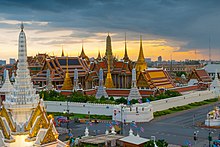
59,102,220,146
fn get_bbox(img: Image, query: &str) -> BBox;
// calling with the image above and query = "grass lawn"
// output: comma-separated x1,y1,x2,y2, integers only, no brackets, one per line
153,98,218,117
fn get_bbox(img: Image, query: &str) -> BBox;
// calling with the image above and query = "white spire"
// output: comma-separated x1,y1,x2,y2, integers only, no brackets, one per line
111,126,116,135
0,70,14,93
129,129,134,136
73,68,80,91
96,68,108,98
84,127,89,137
128,68,142,100
4,23,39,113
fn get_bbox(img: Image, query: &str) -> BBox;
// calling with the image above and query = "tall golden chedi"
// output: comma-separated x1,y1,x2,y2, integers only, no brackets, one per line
61,56,73,90
104,34,115,88
105,34,114,69
135,35,147,78
105,57,115,88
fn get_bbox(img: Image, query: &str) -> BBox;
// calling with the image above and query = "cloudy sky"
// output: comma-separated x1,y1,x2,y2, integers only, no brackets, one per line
0,0,220,62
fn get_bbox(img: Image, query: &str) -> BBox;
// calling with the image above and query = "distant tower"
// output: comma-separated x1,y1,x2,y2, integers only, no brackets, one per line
123,33,129,62
158,56,162,63
105,34,113,69
73,68,80,91
105,57,114,88
128,68,142,100
96,68,108,98
46,69,53,90
61,57,73,90
135,35,147,78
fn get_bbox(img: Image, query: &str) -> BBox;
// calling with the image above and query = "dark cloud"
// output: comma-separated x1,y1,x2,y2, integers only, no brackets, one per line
0,0,220,54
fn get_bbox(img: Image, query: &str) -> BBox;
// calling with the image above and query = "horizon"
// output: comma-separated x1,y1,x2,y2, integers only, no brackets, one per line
0,0,220,62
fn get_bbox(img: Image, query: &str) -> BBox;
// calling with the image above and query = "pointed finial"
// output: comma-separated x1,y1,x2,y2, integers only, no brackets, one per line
108,32,109,36
21,22,24,31
61,45,64,56
140,35,142,46
82,40,84,49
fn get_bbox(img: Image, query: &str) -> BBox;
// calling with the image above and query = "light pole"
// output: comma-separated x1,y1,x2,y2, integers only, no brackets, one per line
194,130,199,145
63,97,70,129
88,111,90,122
120,105,124,135
208,113,212,147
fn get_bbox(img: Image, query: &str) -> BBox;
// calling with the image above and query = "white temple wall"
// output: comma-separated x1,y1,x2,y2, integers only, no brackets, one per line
45,90,216,117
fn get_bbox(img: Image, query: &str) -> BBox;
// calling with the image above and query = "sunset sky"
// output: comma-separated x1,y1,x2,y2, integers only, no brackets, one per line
0,0,220,63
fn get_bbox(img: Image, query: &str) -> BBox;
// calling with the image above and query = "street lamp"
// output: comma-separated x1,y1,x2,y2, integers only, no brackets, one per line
120,105,124,135
208,113,212,147
88,111,90,122
193,130,199,145
63,97,70,129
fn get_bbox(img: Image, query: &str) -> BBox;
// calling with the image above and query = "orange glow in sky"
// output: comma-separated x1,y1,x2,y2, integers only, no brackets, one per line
0,25,207,63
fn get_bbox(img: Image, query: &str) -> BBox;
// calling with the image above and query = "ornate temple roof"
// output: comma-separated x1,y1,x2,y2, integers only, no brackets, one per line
137,68,175,89
188,68,212,83
79,45,89,62
32,56,89,83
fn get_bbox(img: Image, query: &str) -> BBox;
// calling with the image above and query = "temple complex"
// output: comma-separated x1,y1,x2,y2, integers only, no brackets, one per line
0,23,66,146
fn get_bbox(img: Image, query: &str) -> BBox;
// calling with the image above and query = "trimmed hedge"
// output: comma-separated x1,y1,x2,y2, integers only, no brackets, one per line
154,98,218,117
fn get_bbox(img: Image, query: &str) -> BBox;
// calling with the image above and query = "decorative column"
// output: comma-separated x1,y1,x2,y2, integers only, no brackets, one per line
96,68,108,98
128,68,142,100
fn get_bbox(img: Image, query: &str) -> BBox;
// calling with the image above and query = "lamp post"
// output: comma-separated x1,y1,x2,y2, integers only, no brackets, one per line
208,113,212,147
120,105,124,135
63,97,70,129
88,111,90,122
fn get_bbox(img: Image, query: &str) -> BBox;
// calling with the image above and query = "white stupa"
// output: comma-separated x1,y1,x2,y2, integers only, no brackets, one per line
128,68,142,100
3,23,39,125
73,68,80,91
210,70,220,97
0,70,14,94
96,68,108,98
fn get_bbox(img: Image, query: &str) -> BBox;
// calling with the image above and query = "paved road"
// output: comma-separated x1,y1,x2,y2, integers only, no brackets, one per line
58,102,220,146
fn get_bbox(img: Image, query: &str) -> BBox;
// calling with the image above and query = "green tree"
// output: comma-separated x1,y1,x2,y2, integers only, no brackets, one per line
144,140,154,147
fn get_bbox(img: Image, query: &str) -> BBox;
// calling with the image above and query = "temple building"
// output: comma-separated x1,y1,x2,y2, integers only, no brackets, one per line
134,36,174,89
0,23,66,146
85,34,133,89
32,56,89,89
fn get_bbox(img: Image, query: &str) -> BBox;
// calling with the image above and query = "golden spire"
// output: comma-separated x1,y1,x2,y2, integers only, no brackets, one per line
97,50,101,60
61,45,64,57
105,33,113,69
61,56,73,90
79,40,89,61
123,33,129,61
105,57,114,88
135,35,147,77
137,35,145,62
